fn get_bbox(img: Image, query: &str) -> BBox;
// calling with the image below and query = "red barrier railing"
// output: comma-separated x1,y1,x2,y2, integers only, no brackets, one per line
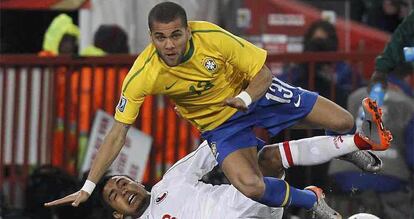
0,52,380,207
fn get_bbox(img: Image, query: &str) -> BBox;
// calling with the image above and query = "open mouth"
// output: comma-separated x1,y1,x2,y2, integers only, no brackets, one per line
128,194,137,205
166,53,177,59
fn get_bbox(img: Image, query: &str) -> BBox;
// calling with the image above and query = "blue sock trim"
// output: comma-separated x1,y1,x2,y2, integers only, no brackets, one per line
290,187,317,209
259,177,290,207
259,177,317,209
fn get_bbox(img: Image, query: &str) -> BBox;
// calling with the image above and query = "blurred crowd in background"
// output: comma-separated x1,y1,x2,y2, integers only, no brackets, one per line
1,0,413,54
0,0,413,218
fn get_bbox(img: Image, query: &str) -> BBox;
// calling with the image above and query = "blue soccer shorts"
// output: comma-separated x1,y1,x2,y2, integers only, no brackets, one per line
202,77,318,164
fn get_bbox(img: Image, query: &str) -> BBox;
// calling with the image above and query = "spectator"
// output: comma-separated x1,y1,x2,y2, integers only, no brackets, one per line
366,0,404,33
369,10,414,92
279,20,362,108
81,25,129,56
39,13,79,56
329,63,414,218
38,14,80,174
350,0,368,22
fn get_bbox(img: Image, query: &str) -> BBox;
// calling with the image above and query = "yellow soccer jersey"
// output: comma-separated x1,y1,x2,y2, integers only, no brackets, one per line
115,21,267,131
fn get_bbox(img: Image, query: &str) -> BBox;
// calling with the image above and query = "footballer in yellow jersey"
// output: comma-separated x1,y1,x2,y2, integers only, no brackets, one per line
115,21,267,131
115,15,322,166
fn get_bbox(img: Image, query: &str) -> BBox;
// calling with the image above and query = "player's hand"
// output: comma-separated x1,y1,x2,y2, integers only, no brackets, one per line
224,97,248,112
44,190,90,207
368,71,387,92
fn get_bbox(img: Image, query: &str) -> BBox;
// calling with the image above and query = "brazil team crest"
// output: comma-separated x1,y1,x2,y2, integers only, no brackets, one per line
203,57,218,73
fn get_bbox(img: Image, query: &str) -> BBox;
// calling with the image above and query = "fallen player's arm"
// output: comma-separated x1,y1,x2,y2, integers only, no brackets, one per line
88,120,130,183
44,191,81,207
44,121,130,207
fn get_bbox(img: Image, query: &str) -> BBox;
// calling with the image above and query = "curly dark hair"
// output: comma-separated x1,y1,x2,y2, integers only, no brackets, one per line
95,175,116,212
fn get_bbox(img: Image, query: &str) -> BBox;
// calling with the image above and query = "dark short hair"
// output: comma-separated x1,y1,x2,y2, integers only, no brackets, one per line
26,165,80,219
96,175,137,212
96,175,114,212
148,2,188,31
94,25,129,53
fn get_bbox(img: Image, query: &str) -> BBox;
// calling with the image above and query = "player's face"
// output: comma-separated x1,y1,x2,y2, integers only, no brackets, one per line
311,28,328,40
103,176,149,217
150,18,191,67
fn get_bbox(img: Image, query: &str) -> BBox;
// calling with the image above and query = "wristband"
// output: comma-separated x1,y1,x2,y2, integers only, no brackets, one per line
236,91,252,107
81,180,96,195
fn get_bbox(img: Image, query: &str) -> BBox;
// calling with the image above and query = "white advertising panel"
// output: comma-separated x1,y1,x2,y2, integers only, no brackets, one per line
81,110,152,181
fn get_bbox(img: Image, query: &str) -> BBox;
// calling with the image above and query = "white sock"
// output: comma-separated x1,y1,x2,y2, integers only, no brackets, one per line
274,135,358,168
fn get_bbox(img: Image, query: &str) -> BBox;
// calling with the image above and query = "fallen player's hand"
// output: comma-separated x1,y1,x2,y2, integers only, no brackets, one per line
224,97,248,112
44,190,90,207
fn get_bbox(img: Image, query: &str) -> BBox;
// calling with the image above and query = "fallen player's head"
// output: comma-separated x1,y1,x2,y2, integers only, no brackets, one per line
97,175,150,218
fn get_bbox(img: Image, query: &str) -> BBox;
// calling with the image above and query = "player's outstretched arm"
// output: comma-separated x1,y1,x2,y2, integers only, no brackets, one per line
44,121,130,207
44,190,88,207
87,120,130,184
225,65,272,111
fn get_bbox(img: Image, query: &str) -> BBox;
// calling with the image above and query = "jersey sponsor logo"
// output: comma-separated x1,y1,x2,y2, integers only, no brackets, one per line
203,57,218,73
155,191,168,204
117,96,127,112
165,81,178,90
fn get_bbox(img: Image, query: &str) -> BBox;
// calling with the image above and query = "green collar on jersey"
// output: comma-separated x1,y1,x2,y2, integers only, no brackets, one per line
180,38,194,64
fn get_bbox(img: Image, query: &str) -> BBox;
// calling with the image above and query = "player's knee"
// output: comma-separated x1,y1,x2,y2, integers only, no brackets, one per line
258,146,274,162
235,175,265,200
258,146,284,177
258,146,280,165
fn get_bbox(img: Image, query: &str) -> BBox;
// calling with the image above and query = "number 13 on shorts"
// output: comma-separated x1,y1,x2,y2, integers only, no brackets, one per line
265,77,297,104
